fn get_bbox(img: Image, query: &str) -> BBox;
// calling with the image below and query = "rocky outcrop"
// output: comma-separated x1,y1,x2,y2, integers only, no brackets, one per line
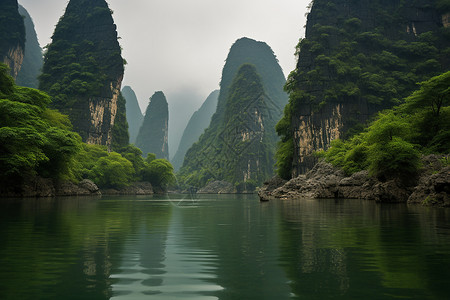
3,45,24,80
0,0,25,79
259,155,450,207
0,178,101,198
39,0,124,150
197,181,235,194
122,86,143,144
16,5,43,88
101,182,154,195
284,0,450,176
135,91,169,159
55,179,101,196
408,156,450,207
172,90,219,171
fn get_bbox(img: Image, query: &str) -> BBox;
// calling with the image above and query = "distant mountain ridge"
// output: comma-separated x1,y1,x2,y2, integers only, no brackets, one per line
16,5,43,89
122,86,143,144
172,90,219,171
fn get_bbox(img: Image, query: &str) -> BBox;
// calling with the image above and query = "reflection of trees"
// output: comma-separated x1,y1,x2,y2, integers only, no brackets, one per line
0,196,172,300
174,194,292,300
279,199,450,299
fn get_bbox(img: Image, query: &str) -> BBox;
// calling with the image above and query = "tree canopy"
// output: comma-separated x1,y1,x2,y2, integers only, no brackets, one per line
322,71,450,181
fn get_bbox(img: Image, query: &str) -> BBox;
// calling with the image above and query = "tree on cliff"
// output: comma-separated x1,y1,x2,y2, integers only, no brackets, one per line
178,37,287,189
277,0,450,179
135,91,169,159
39,0,125,148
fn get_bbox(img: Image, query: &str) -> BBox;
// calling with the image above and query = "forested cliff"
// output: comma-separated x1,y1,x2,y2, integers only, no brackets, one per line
277,0,450,178
16,5,43,89
179,38,287,189
0,0,25,79
135,91,169,159
172,90,219,171
39,0,125,150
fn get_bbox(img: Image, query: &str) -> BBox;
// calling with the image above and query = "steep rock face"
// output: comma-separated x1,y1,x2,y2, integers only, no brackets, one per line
213,37,287,128
39,0,124,149
172,90,219,171
122,86,143,144
0,0,25,79
135,91,169,159
16,5,43,88
282,0,450,176
221,64,278,186
179,38,287,188
111,92,129,150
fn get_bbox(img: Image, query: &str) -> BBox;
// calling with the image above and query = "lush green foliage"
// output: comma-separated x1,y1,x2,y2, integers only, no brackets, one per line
0,63,82,183
72,143,175,191
38,0,125,143
276,0,450,179
142,159,175,192
322,72,450,181
1,62,174,192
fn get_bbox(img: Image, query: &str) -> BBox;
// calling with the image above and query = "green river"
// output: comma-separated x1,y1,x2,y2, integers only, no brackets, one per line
0,194,449,299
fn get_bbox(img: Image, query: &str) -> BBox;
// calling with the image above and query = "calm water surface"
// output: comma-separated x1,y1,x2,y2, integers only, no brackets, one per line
0,194,449,299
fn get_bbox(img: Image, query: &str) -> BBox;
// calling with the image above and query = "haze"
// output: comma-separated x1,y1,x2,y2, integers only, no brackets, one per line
18,0,310,157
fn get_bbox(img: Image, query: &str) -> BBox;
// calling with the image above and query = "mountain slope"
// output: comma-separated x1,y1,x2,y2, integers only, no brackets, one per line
16,5,43,89
172,90,219,171
122,86,143,144
179,38,287,189
135,91,169,159
39,0,125,150
277,0,450,178
0,0,25,79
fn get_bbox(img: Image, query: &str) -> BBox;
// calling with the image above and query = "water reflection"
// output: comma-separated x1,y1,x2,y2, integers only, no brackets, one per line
1,196,449,299
110,201,223,299
278,198,450,299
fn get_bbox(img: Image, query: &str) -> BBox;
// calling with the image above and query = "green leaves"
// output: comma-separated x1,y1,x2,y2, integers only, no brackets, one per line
404,71,450,117
323,72,450,181
0,127,47,177
142,159,175,191
92,153,134,188
0,64,81,182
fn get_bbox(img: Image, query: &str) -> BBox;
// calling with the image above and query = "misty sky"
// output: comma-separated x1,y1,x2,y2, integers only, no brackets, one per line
18,0,310,158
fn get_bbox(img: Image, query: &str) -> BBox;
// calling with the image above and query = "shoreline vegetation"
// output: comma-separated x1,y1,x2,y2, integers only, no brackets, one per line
0,64,175,197
1,1,448,206
1,62,448,205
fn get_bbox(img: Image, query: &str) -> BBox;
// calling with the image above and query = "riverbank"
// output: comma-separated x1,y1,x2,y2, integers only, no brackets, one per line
259,155,450,207
0,178,155,197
